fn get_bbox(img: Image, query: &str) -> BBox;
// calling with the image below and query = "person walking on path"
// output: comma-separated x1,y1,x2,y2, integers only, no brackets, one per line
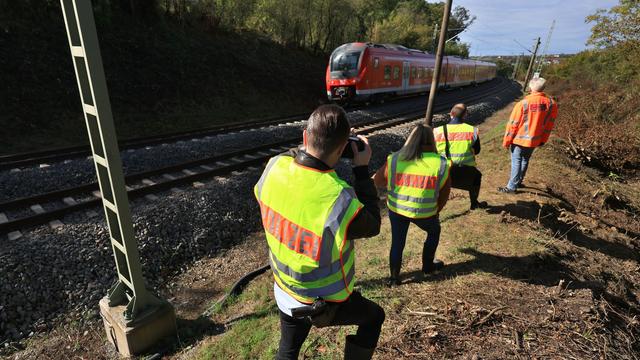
498,77,558,193
373,125,451,286
433,103,487,210
255,104,385,360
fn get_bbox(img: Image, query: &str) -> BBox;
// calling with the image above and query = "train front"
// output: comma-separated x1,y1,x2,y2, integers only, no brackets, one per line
326,43,366,102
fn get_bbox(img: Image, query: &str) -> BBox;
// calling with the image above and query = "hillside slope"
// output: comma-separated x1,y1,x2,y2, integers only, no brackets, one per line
0,14,326,154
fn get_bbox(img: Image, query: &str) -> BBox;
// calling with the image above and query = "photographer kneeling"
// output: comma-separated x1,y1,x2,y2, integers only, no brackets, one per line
254,104,385,360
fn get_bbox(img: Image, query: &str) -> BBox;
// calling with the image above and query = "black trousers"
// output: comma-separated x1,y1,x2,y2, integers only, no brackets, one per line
450,165,483,206
276,291,385,360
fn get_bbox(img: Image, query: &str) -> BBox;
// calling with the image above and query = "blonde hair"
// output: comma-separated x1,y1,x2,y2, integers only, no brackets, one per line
529,77,546,92
398,124,436,161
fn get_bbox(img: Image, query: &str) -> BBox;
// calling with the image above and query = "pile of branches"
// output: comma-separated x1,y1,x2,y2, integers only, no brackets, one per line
553,82,640,176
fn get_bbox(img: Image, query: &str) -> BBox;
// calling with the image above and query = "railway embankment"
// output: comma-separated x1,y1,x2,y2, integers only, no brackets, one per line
0,15,326,155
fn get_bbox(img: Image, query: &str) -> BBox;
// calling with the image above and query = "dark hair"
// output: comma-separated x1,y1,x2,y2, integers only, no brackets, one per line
306,104,351,156
398,124,436,161
450,103,467,119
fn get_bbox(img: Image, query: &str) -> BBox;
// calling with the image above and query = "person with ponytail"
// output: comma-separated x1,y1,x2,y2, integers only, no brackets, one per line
373,124,452,285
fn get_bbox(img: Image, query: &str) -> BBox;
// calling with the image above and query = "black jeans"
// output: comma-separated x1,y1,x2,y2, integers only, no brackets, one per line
276,291,385,360
450,165,483,206
388,210,441,271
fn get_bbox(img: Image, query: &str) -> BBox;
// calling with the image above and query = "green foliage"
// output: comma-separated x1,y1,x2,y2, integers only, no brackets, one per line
1,0,474,55
494,59,513,78
371,1,474,54
586,0,640,49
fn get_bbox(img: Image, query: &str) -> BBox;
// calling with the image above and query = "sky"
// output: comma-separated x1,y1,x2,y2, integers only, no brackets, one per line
432,0,619,56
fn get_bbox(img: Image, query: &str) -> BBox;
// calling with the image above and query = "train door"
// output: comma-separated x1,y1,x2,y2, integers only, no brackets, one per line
402,61,410,92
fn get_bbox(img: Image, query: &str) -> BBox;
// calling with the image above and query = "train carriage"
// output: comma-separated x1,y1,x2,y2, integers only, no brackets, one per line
326,42,496,102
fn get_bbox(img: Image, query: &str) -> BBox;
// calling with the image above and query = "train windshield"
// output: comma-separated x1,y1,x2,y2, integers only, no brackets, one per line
330,51,361,78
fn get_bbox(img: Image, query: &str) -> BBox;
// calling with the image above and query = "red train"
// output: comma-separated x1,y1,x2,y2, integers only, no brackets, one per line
326,42,497,102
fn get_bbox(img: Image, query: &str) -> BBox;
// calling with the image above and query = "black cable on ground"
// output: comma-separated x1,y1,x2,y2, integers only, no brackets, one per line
202,264,270,317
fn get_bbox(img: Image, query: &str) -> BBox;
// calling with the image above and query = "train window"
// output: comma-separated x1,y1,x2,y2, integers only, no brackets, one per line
373,57,379,68
411,66,417,79
418,67,424,78
393,66,400,80
384,65,391,80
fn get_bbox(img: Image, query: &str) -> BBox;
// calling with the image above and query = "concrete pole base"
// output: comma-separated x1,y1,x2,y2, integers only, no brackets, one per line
99,297,177,357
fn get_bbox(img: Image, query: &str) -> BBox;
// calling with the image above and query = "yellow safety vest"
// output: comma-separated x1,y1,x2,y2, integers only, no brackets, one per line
254,155,363,303
433,123,478,166
386,152,450,219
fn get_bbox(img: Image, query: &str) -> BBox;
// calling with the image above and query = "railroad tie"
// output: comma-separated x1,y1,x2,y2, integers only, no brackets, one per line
145,194,159,201
170,187,183,193
192,182,206,188
63,197,77,206
86,210,98,218
215,161,230,167
39,163,50,168
0,213,8,224
182,169,197,176
7,231,22,241
200,165,214,171
142,178,156,186
49,220,64,229
10,168,21,173
92,190,102,198
163,174,177,181
30,204,45,214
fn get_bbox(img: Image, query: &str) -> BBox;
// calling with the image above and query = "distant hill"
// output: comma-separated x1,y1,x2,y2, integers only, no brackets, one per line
0,13,327,154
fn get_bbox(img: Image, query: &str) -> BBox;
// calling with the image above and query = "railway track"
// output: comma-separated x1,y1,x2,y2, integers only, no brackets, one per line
0,78,520,237
0,89,431,171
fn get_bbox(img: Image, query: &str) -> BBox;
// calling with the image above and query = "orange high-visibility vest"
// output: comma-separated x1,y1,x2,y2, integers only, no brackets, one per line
503,92,558,148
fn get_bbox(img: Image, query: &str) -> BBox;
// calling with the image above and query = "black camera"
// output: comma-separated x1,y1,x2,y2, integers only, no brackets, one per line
341,136,365,158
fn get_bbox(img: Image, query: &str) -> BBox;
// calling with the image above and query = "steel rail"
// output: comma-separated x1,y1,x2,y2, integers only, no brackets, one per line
0,79,519,235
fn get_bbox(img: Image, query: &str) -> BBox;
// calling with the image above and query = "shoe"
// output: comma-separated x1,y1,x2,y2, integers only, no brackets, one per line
423,259,445,274
470,201,489,210
388,263,401,286
344,335,375,360
497,187,517,194
517,183,526,188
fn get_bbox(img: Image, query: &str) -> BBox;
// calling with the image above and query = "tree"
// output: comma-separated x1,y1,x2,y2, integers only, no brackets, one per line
370,1,473,53
586,0,640,49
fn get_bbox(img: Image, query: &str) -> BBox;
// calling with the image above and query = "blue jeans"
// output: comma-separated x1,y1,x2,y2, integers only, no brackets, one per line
388,210,441,272
507,144,535,190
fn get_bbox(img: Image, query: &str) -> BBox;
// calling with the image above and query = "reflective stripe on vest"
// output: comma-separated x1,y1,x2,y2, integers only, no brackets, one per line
386,152,448,219
433,124,477,166
254,155,362,303
516,96,554,141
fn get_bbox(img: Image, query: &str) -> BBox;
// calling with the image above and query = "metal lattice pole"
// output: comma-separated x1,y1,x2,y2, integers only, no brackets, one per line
59,0,162,322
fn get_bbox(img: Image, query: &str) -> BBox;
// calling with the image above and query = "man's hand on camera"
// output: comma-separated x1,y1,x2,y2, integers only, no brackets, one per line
352,135,371,167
